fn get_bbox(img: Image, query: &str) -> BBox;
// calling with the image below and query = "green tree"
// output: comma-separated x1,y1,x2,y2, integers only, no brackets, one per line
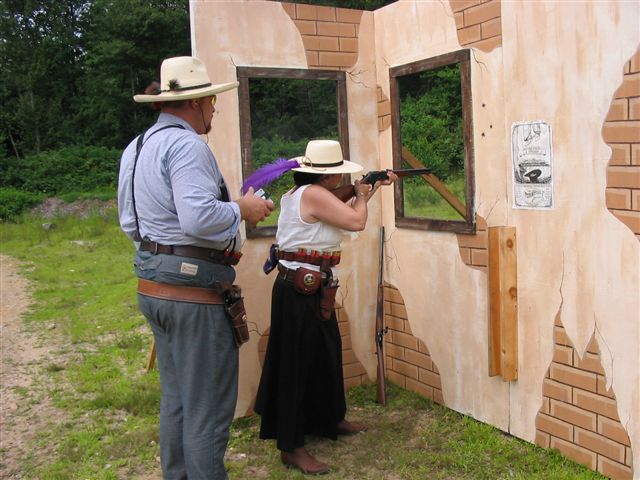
73,0,190,149
1,0,89,158
399,65,463,179
249,77,338,140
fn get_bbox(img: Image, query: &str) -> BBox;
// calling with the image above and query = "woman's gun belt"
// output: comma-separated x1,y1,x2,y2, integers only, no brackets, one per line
139,239,241,266
276,264,338,320
275,249,341,268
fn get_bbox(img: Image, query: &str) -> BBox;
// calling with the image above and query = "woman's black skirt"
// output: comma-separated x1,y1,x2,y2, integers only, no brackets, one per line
254,275,346,452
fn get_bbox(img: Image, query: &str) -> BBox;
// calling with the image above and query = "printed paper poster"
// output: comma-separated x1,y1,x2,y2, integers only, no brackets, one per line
511,121,553,209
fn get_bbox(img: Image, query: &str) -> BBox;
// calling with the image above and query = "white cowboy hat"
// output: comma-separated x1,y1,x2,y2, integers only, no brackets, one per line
133,56,239,103
291,140,363,174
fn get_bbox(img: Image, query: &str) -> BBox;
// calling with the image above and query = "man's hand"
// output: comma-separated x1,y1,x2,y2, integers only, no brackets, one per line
235,187,275,224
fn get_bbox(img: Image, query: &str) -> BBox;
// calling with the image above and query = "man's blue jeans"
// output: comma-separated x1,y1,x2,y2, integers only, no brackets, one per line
135,252,238,480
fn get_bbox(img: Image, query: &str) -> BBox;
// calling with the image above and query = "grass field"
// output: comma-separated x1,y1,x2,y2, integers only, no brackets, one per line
0,207,605,479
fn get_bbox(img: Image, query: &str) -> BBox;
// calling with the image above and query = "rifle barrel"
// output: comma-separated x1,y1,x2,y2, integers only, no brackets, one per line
392,168,431,177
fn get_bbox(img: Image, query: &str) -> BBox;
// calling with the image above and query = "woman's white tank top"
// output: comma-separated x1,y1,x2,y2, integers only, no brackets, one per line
276,184,344,271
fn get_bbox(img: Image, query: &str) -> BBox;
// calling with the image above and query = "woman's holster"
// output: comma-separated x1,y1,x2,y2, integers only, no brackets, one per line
280,265,339,321
319,281,338,321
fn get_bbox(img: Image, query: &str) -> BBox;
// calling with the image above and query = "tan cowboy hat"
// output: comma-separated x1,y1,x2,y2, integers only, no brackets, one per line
133,56,239,103
291,140,363,174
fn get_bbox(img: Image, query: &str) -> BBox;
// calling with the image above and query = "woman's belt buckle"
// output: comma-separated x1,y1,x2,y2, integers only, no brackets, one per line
292,267,322,295
303,271,318,288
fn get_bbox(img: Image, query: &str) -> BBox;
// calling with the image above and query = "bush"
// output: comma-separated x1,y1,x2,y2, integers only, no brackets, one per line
399,64,464,181
400,97,464,180
251,136,310,168
0,188,45,221
1,146,121,196
250,136,312,202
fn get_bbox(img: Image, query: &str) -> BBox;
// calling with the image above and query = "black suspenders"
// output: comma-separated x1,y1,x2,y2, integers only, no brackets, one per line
130,124,233,247
131,124,184,241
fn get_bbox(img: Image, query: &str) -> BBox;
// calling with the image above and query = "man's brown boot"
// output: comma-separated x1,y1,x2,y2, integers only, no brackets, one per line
281,447,330,475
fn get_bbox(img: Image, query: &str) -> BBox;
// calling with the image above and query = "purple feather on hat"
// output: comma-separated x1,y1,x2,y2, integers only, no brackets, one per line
242,158,300,194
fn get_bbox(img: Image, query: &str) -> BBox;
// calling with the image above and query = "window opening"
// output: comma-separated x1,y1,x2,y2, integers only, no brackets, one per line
237,67,348,238
390,49,475,234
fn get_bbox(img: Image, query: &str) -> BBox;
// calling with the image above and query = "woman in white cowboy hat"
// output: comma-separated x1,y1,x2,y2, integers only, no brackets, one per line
254,139,396,475
118,56,273,480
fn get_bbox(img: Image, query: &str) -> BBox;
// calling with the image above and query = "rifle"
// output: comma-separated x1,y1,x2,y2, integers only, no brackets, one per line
331,168,432,202
375,226,388,405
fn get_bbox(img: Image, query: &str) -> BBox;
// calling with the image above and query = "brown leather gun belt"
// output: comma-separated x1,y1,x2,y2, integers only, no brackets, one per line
137,278,224,304
139,239,241,266
275,249,340,268
276,264,329,281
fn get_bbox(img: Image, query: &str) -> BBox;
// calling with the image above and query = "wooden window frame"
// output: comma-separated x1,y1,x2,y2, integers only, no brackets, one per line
237,66,350,238
389,49,476,234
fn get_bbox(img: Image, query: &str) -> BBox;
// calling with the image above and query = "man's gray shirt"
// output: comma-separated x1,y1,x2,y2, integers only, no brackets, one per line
118,113,241,251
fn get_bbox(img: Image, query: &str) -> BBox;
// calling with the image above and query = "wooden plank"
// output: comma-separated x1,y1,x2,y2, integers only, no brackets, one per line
390,74,404,218
499,226,518,380
336,73,350,160
401,147,467,217
487,226,518,380
488,227,502,377
459,54,475,223
389,49,469,78
395,217,476,233
237,66,344,81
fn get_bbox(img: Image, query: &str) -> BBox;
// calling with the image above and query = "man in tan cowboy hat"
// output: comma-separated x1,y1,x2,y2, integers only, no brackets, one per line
117,56,273,480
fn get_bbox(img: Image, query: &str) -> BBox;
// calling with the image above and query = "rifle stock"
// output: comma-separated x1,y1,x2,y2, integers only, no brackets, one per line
375,226,387,405
330,184,357,203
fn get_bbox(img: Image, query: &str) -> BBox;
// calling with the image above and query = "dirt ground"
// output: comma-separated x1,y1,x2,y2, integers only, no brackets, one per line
0,253,165,480
0,254,60,478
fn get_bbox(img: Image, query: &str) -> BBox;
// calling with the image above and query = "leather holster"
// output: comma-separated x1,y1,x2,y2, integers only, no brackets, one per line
292,267,323,295
224,285,250,348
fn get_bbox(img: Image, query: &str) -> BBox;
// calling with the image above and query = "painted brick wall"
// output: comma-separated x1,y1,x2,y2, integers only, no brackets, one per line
382,284,634,479
450,0,502,52
604,49,640,240
377,86,391,133
383,285,443,403
282,3,362,71
336,302,370,388
456,215,488,269
534,315,633,479
257,301,368,389
276,5,634,478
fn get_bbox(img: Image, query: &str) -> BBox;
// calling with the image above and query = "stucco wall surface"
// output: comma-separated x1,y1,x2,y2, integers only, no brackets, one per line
190,1,640,473
335,10,383,377
190,0,382,416
499,1,640,473
374,0,512,431
376,0,639,473
191,0,309,417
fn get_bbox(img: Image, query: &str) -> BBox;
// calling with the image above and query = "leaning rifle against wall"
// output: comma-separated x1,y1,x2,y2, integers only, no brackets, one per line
376,226,388,405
